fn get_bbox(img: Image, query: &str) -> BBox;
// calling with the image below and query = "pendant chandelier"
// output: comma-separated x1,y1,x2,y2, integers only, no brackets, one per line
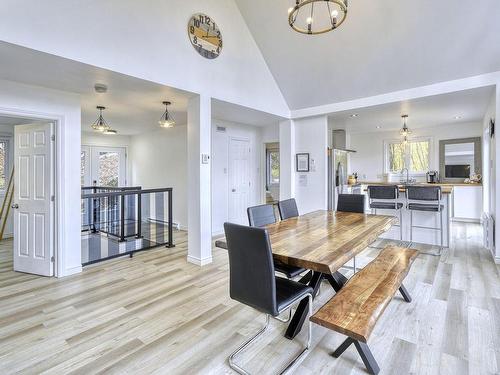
288,0,348,35
400,115,411,145
91,106,116,134
158,101,175,129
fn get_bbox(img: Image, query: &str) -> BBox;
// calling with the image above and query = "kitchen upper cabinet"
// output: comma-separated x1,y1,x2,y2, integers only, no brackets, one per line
452,186,482,221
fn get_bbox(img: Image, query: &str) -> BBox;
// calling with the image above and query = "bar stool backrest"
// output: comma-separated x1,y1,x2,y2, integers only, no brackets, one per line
247,204,277,228
337,194,365,213
224,222,278,316
406,186,442,202
367,185,399,200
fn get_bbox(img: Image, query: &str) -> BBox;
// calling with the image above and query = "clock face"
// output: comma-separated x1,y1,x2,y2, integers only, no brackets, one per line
188,14,222,59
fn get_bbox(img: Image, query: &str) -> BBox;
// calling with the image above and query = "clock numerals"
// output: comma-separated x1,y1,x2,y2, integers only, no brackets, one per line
189,14,222,59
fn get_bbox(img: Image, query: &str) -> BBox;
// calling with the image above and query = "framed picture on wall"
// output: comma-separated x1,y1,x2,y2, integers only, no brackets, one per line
296,153,310,172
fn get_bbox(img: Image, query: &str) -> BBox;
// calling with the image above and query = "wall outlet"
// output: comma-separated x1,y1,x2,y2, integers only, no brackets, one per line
201,154,210,164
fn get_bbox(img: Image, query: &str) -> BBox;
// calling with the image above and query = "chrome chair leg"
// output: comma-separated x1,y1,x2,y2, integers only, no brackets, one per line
229,314,270,375
228,294,313,375
273,308,292,323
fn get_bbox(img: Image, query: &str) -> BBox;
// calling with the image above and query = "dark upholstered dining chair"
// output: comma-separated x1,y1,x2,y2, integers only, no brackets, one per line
224,222,313,374
278,198,299,220
247,204,306,280
337,194,365,213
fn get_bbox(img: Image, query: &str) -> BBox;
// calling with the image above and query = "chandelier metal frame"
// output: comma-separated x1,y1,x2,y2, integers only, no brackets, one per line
91,106,112,133
159,101,176,129
288,0,348,35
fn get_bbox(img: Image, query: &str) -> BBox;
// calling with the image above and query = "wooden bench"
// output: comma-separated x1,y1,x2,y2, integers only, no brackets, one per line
310,245,418,374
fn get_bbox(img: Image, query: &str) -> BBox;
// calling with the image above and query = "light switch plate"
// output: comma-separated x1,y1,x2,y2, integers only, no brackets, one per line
201,154,210,164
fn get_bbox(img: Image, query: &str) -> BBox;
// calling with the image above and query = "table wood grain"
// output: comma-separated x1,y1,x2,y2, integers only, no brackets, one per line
310,245,419,342
217,210,396,274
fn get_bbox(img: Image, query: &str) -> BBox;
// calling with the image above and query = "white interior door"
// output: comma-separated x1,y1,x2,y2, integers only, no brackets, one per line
228,138,251,224
13,123,54,276
90,146,126,187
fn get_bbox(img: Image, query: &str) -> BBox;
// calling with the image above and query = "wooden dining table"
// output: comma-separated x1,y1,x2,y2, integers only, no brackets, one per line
215,210,396,339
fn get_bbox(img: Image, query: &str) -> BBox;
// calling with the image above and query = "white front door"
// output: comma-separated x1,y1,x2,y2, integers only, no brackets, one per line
13,123,54,276
228,138,251,224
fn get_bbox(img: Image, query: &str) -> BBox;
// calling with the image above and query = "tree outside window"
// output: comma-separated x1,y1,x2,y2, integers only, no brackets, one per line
386,138,430,174
267,150,280,186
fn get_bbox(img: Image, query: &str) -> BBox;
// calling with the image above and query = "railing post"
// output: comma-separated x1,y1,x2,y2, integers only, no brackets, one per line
136,191,142,239
120,194,125,242
167,189,174,248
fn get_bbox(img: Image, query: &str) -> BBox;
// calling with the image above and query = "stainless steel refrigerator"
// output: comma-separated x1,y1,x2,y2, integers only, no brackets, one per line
328,148,349,211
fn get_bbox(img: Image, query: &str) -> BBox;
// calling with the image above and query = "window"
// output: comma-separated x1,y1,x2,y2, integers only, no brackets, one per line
266,149,280,186
0,138,11,191
385,138,430,175
97,151,120,187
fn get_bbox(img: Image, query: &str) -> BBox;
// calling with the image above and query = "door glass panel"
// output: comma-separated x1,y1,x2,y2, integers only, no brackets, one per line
98,151,120,187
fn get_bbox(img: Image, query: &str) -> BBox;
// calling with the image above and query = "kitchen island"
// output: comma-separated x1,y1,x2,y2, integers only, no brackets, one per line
357,182,453,248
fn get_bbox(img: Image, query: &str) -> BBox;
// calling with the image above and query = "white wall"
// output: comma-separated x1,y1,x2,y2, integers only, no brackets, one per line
211,119,263,234
0,79,81,277
350,122,483,181
294,116,328,214
128,126,188,229
0,0,289,118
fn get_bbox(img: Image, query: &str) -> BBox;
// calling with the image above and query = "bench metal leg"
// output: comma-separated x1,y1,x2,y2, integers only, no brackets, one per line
332,337,380,375
399,284,412,303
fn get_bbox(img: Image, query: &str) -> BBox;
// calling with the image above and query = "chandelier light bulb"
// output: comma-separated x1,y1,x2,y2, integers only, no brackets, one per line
331,9,339,17
307,16,313,24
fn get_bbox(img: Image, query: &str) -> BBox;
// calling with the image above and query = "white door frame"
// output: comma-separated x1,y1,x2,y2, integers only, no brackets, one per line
0,107,61,277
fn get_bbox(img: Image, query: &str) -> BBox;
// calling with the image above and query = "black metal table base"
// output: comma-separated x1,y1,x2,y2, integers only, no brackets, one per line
284,270,348,340
332,337,380,375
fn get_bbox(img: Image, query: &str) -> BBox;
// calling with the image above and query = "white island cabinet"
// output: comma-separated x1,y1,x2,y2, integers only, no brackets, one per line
452,185,483,221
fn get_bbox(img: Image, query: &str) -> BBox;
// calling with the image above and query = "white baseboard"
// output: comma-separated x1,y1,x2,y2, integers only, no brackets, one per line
61,265,82,277
187,255,213,266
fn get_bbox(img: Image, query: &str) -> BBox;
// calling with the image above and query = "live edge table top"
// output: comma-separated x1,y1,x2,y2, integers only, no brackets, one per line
218,210,396,275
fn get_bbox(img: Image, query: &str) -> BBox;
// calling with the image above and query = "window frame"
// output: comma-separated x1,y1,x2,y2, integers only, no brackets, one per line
383,137,432,177
266,148,280,188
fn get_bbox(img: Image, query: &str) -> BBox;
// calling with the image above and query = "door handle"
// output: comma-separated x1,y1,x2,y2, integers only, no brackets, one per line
231,189,236,192
11,204,19,209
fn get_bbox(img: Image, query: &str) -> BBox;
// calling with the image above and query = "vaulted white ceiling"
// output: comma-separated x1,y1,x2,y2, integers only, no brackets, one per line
235,0,500,110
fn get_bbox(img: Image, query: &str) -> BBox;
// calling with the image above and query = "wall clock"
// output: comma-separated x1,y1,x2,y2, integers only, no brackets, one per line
188,13,223,59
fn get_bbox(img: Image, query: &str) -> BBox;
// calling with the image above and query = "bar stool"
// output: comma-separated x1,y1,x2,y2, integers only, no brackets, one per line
406,186,443,256
367,185,404,242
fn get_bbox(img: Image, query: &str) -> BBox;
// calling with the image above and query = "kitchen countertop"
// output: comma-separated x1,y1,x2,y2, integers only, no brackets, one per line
357,181,482,187
356,181,456,195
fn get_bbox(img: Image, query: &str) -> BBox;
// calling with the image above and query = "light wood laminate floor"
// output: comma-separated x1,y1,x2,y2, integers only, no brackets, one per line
0,222,499,374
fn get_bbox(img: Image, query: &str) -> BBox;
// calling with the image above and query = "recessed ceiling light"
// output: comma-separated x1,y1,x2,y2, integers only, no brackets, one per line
454,115,462,120
376,125,381,129
350,114,359,118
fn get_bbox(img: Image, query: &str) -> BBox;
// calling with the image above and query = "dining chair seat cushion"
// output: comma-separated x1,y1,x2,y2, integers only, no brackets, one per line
370,202,404,210
407,203,444,212
276,277,313,314
274,261,306,278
